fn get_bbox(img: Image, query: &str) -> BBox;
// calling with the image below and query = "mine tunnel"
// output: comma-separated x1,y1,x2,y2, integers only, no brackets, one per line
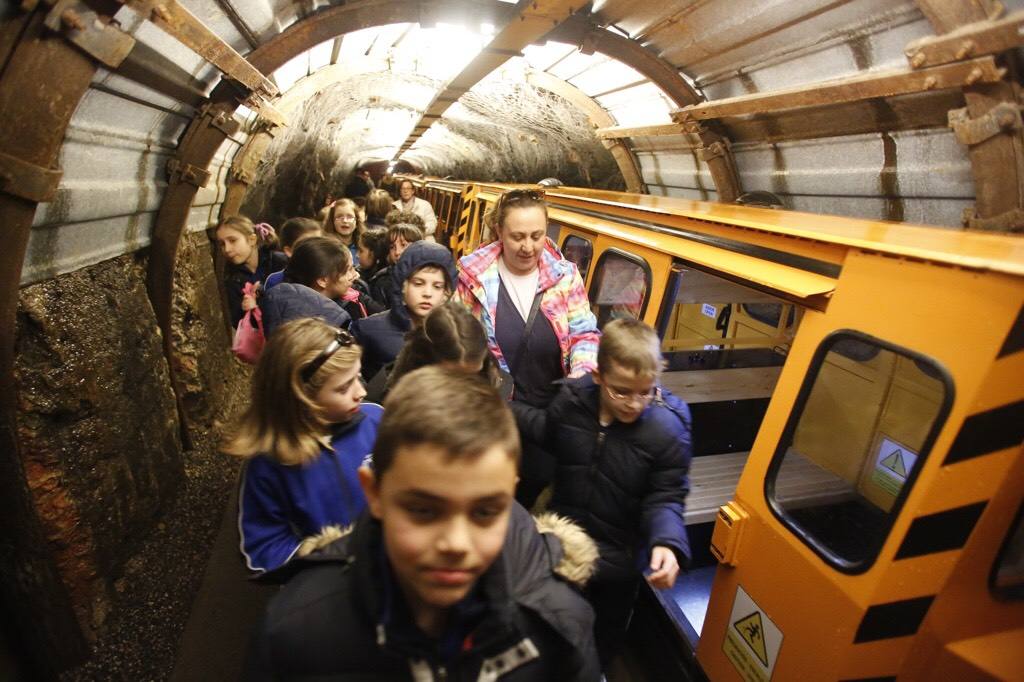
2,0,1023,679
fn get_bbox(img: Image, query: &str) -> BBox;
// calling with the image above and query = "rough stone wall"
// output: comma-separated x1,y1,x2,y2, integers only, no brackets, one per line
241,74,624,225
13,253,183,636
170,231,251,431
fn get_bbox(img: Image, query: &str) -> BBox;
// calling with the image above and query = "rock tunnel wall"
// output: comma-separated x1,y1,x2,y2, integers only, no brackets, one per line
9,231,249,668
241,75,624,226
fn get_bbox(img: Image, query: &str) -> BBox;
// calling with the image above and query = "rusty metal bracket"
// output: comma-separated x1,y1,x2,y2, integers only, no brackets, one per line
962,206,1024,231
948,102,1023,145
43,0,136,69
243,94,287,128
166,158,210,187
197,103,241,137
905,10,1024,69
698,140,728,162
0,151,63,202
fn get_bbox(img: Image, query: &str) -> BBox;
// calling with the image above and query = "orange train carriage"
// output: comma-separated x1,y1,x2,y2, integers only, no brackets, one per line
404,175,1024,681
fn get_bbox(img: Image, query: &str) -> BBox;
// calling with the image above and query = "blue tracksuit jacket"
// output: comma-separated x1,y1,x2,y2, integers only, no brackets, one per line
238,403,383,573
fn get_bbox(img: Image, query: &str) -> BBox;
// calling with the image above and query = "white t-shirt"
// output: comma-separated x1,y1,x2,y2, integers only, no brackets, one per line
497,258,540,322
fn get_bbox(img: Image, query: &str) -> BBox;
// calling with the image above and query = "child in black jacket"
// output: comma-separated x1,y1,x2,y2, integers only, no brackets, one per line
512,318,692,666
244,367,601,681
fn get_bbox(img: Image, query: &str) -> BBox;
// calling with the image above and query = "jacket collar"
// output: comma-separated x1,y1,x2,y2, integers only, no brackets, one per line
345,515,526,663
460,239,567,295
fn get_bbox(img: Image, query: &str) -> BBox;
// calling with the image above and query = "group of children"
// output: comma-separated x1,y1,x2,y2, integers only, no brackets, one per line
215,188,693,680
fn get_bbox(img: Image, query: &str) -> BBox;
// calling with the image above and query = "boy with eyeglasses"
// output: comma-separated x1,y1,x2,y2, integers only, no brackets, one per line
512,317,692,666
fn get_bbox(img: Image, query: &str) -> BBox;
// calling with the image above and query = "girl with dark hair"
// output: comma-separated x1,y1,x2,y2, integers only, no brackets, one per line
357,227,391,309
365,302,512,403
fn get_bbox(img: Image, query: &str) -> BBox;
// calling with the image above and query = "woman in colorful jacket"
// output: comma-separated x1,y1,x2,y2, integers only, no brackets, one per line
456,188,600,505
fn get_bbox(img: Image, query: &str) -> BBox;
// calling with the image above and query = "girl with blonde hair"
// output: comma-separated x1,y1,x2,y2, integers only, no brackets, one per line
224,318,382,573
215,215,285,327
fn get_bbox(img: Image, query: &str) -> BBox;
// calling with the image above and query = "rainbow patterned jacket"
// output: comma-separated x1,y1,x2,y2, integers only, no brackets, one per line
455,239,599,377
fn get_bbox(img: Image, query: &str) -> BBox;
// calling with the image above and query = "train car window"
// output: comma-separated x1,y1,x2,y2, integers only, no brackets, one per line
545,220,561,244
659,266,799,366
741,302,795,329
561,234,593,282
588,249,651,327
992,503,1024,600
766,331,952,573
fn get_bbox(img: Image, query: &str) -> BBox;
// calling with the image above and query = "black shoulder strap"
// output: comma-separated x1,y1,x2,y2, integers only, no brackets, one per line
511,291,544,371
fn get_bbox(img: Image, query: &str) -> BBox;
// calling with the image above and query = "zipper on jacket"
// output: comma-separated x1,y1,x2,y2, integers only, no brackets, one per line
586,430,607,509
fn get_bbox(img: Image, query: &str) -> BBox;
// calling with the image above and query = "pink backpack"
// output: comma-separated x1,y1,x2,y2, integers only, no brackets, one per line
232,282,265,364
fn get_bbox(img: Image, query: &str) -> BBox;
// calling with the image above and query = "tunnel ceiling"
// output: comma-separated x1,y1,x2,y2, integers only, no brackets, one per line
241,27,632,222
14,0,1024,285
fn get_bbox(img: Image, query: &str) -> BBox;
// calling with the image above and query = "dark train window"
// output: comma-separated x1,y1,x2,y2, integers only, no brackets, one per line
588,249,651,328
741,302,795,329
765,331,952,573
992,503,1024,600
561,234,593,282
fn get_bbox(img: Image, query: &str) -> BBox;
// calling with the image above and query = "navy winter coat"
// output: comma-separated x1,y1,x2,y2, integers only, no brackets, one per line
244,504,601,681
351,308,409,381
261,282,351,338
224,247,287,327
514,374,692,581
352,241,458,380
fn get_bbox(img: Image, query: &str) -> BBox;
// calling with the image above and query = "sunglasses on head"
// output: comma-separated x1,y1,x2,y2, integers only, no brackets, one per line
301,328,356,382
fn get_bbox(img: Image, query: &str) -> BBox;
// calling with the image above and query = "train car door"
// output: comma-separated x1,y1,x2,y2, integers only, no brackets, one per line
695,249,1024,681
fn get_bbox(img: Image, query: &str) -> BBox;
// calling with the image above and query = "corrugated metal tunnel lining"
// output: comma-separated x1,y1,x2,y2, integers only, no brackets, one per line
1,0,1023,676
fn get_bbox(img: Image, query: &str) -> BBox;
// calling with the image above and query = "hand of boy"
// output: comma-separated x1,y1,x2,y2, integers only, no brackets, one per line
646,546,679,589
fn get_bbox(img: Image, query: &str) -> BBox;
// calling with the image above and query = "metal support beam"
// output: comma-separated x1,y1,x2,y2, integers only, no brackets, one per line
119,0,276,98
547,17,742,201
672,57,1005,122
595,123,687,139
904,9,1024,69
914,0,1024,230
116,0,285,125
0,5,116,676
393,0,584,158
525,68,647,193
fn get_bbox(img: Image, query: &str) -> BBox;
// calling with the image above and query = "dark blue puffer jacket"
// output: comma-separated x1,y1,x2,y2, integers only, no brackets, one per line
352,241,457,380
261,282,351,338
513,374,692,581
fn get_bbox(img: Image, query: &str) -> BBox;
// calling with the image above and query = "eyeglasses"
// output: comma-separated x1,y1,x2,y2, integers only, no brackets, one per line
503,188,545,203
301,329,356,382
335,215,357,222
603,383,658,406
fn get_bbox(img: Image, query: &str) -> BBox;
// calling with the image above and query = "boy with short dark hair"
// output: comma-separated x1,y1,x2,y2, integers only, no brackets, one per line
352,239,454,381
513,317,692,665
244,367,601,681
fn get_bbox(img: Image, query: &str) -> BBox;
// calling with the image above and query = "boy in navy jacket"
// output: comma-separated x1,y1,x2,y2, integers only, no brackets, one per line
245,368,601,681
513,317,692,665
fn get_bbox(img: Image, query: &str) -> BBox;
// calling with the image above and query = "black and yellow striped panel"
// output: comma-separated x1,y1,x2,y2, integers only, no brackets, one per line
894,501,988,560
944,400,1024,465
998,303,1024,357
854,595,935,643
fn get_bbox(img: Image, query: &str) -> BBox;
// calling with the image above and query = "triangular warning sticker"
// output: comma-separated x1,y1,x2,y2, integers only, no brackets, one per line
879,449,907,478
733,611,769,667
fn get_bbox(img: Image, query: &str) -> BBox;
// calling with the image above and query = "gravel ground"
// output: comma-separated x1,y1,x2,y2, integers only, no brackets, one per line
61,432,239,682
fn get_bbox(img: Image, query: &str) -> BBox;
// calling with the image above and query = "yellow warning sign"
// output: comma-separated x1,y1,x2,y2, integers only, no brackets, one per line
733,612,769,667
879,449,907,478
872,436,918,497
723,586,783,682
